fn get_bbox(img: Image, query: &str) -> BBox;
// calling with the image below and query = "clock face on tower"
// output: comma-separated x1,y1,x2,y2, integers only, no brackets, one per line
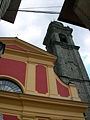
0,79,22,93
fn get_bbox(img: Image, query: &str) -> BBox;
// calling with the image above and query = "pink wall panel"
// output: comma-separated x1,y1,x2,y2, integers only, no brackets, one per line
36,64,48,94
3,114,19,120
0,58,26,86
56,79,70,97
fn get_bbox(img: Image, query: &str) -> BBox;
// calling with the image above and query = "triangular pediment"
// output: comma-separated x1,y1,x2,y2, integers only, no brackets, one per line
0,37,56,63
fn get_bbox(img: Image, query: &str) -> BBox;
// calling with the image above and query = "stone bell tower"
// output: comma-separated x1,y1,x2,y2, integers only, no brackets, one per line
43,21,90,120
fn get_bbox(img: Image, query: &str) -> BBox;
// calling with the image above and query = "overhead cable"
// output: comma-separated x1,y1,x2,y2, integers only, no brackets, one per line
8,9,60,14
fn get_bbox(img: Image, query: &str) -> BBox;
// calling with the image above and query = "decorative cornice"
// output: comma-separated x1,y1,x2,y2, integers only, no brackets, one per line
53,41,80,50
4,48,56,65
0,91,88,112
59,75,90,83
49,21,73,33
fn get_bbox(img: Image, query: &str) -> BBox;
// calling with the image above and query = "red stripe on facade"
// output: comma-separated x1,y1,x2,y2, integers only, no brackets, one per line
0,58,26,86
3,114,19,120
36,64,48,94
38,118,46,120
56,79,70,97
6,45,26,52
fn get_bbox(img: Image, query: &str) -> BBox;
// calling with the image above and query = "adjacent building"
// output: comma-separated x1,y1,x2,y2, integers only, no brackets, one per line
0,37,87,120
58,0,90,29
0,0,21,23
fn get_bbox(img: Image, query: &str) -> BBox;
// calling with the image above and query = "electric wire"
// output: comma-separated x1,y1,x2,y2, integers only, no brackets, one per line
7,4,62,14
8,9,60,14
18,9,60,14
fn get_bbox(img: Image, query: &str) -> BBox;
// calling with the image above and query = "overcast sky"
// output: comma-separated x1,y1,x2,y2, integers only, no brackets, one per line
0,0,90,78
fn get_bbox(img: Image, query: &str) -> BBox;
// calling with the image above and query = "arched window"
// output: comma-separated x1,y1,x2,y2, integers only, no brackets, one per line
0,78,23,93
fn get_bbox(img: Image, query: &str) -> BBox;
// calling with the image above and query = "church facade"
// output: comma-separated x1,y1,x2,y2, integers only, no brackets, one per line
0,37,88,120
43,21,90,120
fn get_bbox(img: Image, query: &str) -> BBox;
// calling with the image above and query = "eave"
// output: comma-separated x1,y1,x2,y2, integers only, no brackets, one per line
58,0,90,29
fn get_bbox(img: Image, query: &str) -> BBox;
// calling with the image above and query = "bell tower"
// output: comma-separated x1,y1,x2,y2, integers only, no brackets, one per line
43,21,90,120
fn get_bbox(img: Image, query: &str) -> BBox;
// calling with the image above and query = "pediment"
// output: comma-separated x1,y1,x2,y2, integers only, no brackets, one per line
0,37,56,62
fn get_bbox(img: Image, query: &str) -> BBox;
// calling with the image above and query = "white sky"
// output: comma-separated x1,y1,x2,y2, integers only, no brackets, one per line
0,0,90,78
